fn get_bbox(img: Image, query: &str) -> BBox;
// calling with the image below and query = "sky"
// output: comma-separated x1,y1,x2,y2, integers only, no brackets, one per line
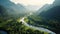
10,0,55,10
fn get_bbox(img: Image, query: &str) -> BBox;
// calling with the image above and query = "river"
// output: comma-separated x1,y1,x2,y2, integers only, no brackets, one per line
20,17,56,34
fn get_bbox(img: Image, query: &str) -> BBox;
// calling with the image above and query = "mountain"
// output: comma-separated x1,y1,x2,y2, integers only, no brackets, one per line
53,0,60,6
37,0,60,15
39,6,60,21
0,0,27,18
38,4,52,13
0,5,8,17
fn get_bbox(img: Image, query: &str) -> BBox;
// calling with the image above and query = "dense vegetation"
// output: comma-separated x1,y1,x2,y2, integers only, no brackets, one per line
0,18,51,34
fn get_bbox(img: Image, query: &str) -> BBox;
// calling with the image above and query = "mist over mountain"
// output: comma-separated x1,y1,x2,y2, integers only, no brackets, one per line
25,5,40,11
36,0,60,15
53,0,60,6
36,4,53,14
38,0,60,20
0,0,27,18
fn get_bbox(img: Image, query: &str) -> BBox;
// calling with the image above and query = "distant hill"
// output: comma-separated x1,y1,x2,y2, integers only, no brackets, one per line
53,0,60,6
0,0,27,18
37,0,60,15
37,4,53,14
0,5,8,17
39,6,60,21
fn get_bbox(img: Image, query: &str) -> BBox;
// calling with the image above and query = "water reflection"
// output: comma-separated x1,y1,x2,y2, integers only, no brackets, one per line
0,30,7,34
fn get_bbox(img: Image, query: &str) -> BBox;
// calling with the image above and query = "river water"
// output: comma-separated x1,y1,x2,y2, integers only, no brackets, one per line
20,17,56,34
0,30,7,34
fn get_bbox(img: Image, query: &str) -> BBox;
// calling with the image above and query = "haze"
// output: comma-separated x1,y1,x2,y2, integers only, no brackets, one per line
10,0,55,10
